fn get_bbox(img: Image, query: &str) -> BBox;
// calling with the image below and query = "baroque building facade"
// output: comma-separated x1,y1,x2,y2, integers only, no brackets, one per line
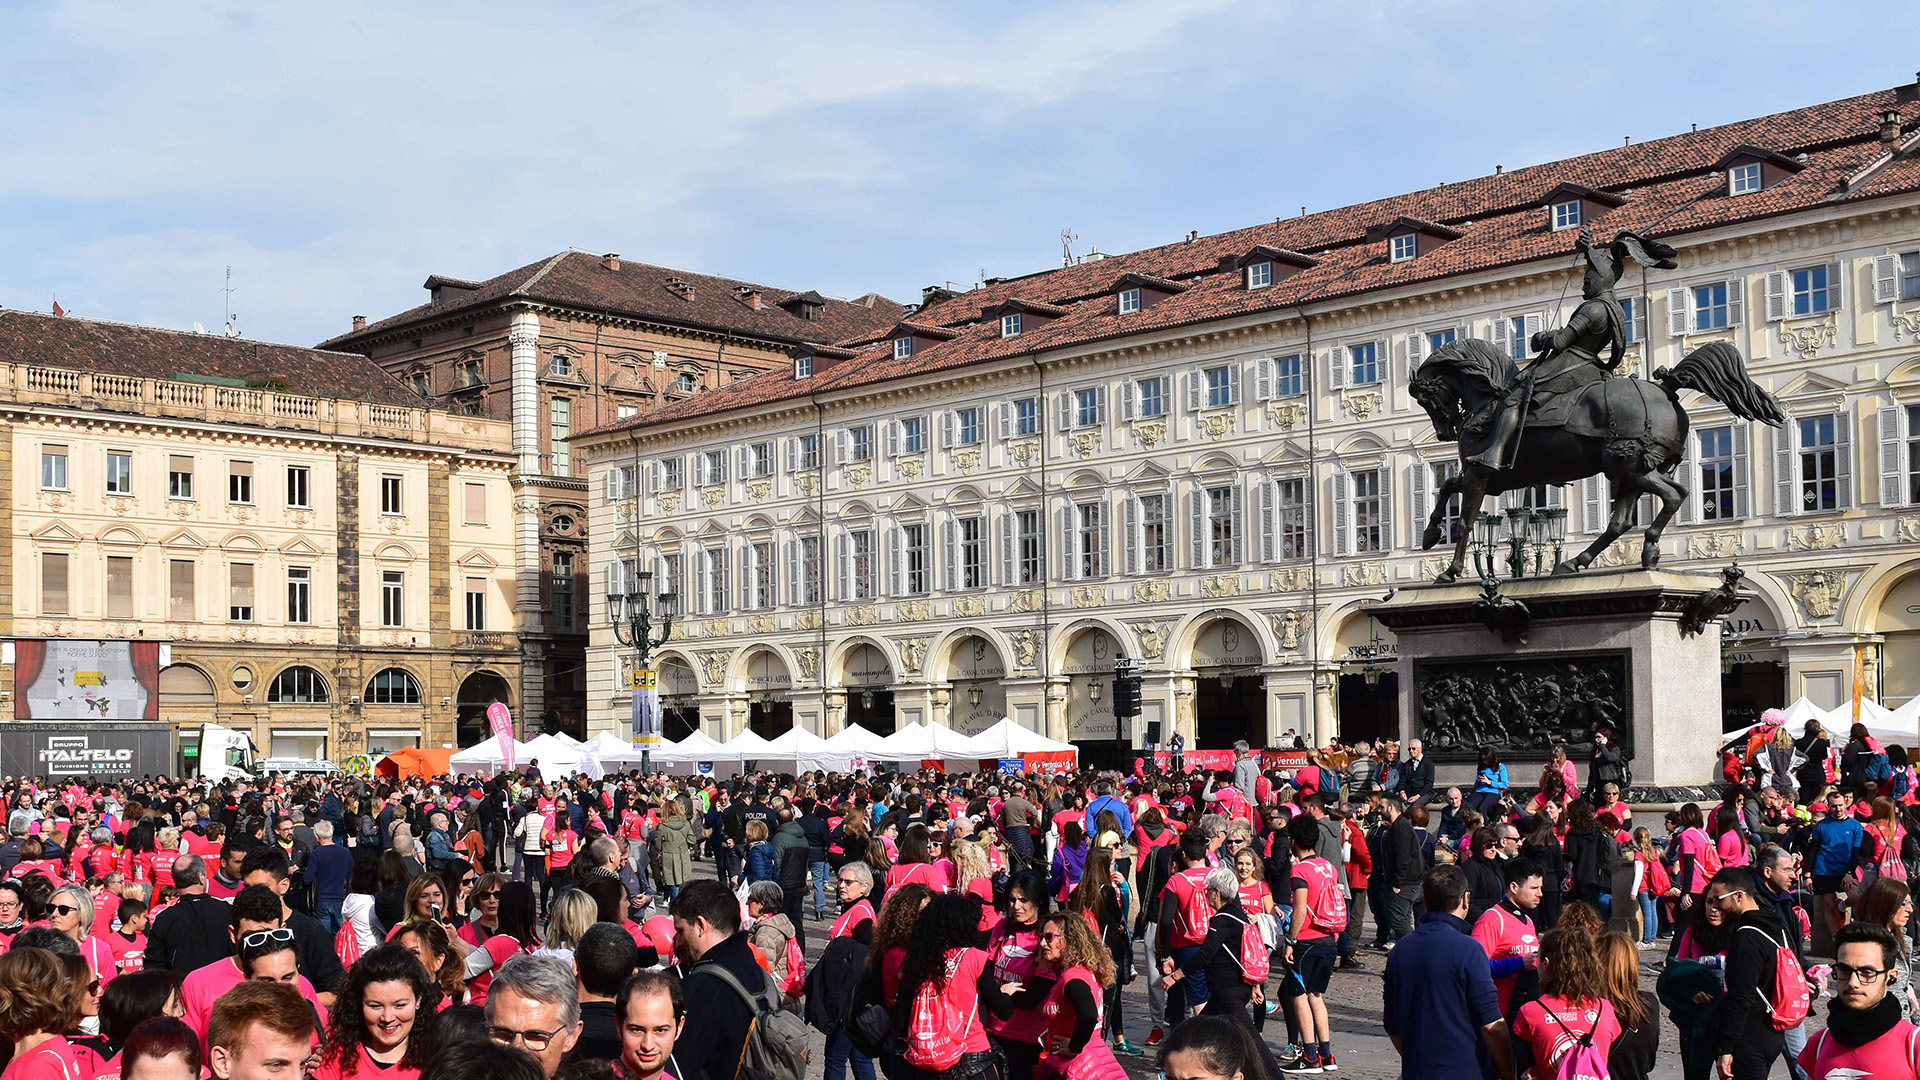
0,310,519,770
573,80,1920,758
322,251,902,736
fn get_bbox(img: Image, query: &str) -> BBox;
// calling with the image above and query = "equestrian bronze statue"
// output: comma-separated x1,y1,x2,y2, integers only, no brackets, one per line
1410,229,1785,581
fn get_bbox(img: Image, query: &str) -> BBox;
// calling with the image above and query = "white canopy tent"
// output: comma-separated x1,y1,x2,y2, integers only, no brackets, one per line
758,726,859,772
965,717,1079,761
448,737,537,775
1726,696,1917,748
823,723,890,761
520,732,590,775
717,729,778,760
583,731,649,767
651,729,729,762
1892,696,1920,732
868,721,992,762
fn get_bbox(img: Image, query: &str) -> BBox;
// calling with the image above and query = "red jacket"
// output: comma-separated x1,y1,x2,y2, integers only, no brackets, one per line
1342,817,1371,890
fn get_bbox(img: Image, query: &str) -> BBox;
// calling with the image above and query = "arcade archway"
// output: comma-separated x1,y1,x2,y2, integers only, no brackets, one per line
1721,588,1787,732
659,655,699,742
943,633,1009,735
1187,615,1265,749
1877,571,1920,709
1334,611,1399,747
838,642,895,736
741,648,795,738
1063,625,1126,762
456,671,512,746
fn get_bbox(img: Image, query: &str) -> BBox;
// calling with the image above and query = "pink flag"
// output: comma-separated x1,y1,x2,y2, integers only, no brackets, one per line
487,702,514,772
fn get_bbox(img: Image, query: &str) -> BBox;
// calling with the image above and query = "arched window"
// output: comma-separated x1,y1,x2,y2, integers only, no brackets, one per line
266,666,329,703
365,668,422,705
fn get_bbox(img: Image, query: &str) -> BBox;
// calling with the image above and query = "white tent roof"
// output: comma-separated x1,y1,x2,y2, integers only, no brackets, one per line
965,717,1079,759
1727,696,1917,748
823,724,890,756
869,721,991,762
757,727,860,772
583,731,648,765
651,730,729,762
1892,697,1920,732
449,737,537,772
521,733,590,774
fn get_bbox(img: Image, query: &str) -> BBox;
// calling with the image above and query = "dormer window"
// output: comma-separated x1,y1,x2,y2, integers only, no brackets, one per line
794,355,812,379
1551,199,1582,230
1246,262,1273,289
1118,288,1141,315
894,336,913,360
677,372,698,393
550,354,573,376
1001,313,1022,337
1729,162,1763,195
1389,234,1418,263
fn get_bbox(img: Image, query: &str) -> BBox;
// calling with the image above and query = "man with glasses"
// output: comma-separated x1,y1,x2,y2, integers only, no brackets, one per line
487,954,583,1077
1801,922,1920,1080
1755,844,1812,1080
179,886,322,1042
1705,868,1791,1080
671,879,769,1080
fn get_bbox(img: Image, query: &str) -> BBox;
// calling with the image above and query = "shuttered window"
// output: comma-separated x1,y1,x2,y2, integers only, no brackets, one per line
41,553,69,615
229,563,255,622
106,556,134,619
464,482,486,525
169,560,196,621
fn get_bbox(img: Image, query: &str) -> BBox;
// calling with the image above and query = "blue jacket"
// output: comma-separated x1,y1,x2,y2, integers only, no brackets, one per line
745,840,777,883
1473,764,1509,794
1383,911,1503,1080
1084,795,1133,840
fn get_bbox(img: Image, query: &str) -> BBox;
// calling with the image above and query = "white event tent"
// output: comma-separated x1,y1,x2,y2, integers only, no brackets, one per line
868,720,991,762
965,717,1079,761
583,731,649,767
1725,695,1917,748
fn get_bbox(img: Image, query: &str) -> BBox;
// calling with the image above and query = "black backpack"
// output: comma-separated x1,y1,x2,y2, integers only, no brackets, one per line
802,934,868,1034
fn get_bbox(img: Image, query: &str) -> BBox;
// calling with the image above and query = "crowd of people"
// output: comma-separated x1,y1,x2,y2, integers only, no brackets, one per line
0,714,1912,1080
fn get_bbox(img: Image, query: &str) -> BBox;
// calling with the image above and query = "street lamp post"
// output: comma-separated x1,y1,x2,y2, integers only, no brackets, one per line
608,569,677,774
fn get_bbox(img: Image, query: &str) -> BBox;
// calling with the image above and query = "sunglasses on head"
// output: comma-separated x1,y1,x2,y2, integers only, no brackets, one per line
241,927,295,948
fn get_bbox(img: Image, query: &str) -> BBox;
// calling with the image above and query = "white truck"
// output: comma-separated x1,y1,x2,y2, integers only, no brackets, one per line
196,722,260,782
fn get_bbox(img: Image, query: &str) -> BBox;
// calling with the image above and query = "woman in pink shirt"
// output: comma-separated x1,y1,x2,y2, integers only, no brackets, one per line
1512,926,1621,1074
1709,804,1749,869
312,944,441,1080
0,946,91,1080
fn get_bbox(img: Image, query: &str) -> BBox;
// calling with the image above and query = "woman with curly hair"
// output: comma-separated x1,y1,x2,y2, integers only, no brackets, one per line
1016,913,1126,1080
392,920,466,1009
0,946,89,1078
950,840,996,932
870,882,934,1008
1512,926,1621,1077
312,943,441,1080
890,893,999,1079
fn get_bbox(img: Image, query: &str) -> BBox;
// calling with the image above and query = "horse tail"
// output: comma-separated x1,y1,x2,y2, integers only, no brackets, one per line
1654,342,1786,426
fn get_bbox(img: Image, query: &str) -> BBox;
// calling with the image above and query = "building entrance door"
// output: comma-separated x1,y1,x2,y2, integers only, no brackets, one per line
750,700,794,739
1338,671,1400,747
847,691,896,736
1194,671,1262,749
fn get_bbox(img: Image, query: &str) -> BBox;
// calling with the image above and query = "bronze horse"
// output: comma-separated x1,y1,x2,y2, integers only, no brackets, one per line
1409,337,1784,580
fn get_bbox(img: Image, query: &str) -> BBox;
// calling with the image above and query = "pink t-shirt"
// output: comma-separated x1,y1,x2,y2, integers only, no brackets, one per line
78,934,116,987
886,861,950,894
0,1034,86,1080
1512,995,1620,1073
1716,828,1748,868
309,1044,423,1080
1673,827,1714,894
1472,903,1540,1014
108,930,146,975
179,958,323,1041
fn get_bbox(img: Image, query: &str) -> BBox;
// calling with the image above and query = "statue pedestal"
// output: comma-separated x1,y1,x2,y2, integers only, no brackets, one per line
1370,569,1729,799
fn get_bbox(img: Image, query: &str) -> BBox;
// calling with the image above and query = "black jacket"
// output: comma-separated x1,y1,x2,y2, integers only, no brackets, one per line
1463,855,1504,926
147,892,235,973
677,932,770,1080
288,909,345,994
1398,755,1435,806
569,1000,621,1063
1715,903,1788,1055
1382,816,1424,888
800,812,831,862
1563,827,1621,895
803,934,868,1034
1590,742,1629,789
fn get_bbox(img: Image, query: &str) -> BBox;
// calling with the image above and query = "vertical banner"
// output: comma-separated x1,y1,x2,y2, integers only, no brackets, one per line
487,702,514,772
1854,645,1868,724
632,668,661,746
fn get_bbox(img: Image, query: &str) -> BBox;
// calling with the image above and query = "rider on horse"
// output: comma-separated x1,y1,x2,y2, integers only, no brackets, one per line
1468,229,1678,472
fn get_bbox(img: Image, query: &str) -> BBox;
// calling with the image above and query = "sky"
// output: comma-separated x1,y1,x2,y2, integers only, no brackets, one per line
1,1,1916,349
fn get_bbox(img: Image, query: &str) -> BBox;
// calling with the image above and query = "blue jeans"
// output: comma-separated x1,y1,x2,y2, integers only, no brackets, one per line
811,860,830,918
1638,892,1658,943
1170,944,1211,1021
1783,1020,1809,1080
312,899,343,936
823,1028,875,1080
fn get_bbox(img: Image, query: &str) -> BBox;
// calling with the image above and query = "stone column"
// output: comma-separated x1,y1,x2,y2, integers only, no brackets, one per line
824,690,847,735
1044,677,1070,743
930,686,952,728
726,694,749,741
1172,674,1197,746
514,492,545,729
507,312,541,476
1312,668,1338,747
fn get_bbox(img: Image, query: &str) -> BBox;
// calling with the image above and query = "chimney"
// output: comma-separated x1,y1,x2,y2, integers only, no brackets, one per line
1882,109,1904,146
745,290,762,310
602,253,621,271
351,315,367,332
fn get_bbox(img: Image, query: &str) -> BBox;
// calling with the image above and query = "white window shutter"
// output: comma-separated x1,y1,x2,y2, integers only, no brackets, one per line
1257,479,1275,563
1188,489,1206,569
1226,364,1241,405
1374,339,1390,384
740,446,753,480
1058,505,1076,580
1828,261,1844,311
1185,369,1203,412
1331,472,1351,556
939,411,955,450
1726,277,1745,327
716,549,729,612
1229,481,1244,564
1523,313,1543,351
1582,476,1605,533
1629,303,1647,344
942,518,957,591
887,526,904,597
1410,462,1430,529
995,402,1012,441
715,452,727,483
1051,392,1068,431
1254,358,1274,402
1836,406,1854,509
1676,437,1696,525
885,420,901,457
1121,495,1139,575
1765,271,1788,321
1731,423,1751,520
834,533,849,600
604,469,620,502
1093,384,1108,425
1882,404,1907,509
1377,464,1393,551
781,438,794,473
692,454,707,487
1667,288,1691,336
1775,423,1796,515
1096,504,1110,577
1302,478,1317,559
1006,507,1021,584
1875,254,1901,304
738,544,751,610
1327,345,1348,390
1410,331,1428,367
1489,316,1509,356
1120,382,1138,421
784,540,798,606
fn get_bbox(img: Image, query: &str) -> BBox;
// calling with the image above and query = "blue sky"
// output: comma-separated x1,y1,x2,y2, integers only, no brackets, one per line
1,1,1915,348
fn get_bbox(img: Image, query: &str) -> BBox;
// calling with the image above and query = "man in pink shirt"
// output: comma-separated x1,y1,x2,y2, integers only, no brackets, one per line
180,885,322,1042
1472,856,1546,1015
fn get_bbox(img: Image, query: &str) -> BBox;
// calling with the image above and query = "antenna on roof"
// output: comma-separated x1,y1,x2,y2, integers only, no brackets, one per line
221,266,240,338
1060,228,1078,268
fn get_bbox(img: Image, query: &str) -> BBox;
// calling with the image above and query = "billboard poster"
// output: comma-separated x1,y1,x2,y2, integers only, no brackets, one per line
632,668,661,747
13,640,161,720
0,723,171,778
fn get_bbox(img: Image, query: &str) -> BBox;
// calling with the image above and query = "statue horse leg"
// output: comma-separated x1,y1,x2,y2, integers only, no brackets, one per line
1434,466,1491,583
1422,473,1464,550
1635,466,1688,569
1558,473,1637,574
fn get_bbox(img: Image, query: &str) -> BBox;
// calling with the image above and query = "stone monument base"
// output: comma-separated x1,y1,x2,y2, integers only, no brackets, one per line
1370,568,1731,800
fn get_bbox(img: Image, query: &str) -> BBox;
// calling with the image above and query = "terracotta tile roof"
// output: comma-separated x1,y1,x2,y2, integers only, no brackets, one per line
0,309,422,406
590,81,1920,436
319,250,904,351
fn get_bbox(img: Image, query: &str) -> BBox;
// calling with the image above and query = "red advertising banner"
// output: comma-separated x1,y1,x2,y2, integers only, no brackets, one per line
1140,748,1310,774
